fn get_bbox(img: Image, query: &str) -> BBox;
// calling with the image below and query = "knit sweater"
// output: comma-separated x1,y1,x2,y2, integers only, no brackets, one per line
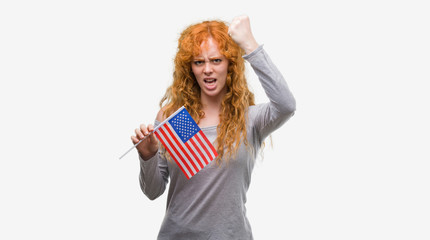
139,45,296,240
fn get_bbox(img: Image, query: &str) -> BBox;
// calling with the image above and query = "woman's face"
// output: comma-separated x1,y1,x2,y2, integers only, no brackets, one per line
191,37,229,101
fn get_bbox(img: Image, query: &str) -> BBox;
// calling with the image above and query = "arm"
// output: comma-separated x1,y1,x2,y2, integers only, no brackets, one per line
132,110,169,200
138,124,169,200
245,45,296,141
229,15,296,141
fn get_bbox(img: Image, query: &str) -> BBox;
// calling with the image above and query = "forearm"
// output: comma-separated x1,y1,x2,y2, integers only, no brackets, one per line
139,151,168,200
244,45,296,115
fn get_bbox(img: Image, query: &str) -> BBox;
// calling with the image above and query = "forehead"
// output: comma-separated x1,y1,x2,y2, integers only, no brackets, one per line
195,37,222,57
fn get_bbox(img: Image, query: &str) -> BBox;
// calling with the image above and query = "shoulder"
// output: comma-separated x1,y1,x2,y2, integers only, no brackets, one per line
156,106,168,122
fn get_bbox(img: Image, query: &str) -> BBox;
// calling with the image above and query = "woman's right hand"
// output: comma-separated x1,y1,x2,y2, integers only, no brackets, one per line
228,15,259,55
131,123,159,160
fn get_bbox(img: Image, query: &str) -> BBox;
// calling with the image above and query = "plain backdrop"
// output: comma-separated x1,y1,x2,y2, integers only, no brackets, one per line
1,0,429,239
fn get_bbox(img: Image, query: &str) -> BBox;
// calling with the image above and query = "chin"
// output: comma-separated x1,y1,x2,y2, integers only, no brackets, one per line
203,90,221,98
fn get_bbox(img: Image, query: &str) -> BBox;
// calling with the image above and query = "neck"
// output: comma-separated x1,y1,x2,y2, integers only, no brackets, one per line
201,96,222,111
198,91,226,127
200,87,226,111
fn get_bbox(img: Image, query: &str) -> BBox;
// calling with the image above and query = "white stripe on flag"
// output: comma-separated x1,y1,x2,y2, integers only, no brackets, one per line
165,123,202,171
197,132,216,159
183,142,203,170
186,141,207,167
193,133,210,163
156,126,192,178
163,124,198,175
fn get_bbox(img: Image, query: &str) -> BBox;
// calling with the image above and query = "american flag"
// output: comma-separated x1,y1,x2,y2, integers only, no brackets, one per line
154,106,218,179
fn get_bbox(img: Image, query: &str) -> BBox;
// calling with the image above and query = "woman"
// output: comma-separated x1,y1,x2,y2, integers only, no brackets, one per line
131,15,296,239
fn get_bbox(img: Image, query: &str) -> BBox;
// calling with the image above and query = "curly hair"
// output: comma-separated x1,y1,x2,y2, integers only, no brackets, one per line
159,20,255,163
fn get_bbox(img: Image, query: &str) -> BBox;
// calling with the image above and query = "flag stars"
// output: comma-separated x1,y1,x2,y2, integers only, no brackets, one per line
169,109,201,142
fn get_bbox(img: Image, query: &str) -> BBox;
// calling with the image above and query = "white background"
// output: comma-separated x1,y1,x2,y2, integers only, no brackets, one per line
1,0,429,239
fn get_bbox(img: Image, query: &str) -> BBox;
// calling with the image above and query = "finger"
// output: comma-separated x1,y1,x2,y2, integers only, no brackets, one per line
131,135,139,144
135,128,144,139
228,17,238,31
140,124,149,135
228,20,237,31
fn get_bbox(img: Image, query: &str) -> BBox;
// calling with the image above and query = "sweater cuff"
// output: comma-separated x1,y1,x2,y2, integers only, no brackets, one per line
243,44,264,60
139,151,159,170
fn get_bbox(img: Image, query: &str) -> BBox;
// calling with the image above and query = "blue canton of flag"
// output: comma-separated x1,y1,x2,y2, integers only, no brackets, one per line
169,110,200,142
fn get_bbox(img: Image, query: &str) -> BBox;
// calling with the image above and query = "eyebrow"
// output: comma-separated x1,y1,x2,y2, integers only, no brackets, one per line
193,56,224,60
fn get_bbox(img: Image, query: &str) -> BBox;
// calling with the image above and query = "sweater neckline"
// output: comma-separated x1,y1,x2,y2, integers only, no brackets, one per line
200,125,217,131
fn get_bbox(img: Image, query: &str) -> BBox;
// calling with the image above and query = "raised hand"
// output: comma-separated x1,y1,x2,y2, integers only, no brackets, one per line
228,15,259,54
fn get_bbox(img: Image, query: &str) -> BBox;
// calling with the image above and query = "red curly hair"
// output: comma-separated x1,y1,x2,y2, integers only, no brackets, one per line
160,20,255,163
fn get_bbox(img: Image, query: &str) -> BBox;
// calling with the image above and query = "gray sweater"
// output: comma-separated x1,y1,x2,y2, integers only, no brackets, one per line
139,45,296,240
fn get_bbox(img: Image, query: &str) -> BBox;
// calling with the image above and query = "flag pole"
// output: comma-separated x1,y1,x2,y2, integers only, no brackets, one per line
119,131,153,160
119,106,186,160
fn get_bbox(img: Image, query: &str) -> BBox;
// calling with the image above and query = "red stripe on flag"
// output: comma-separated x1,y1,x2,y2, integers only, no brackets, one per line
194,134,212,164
158,126,195,178
163,124,200,173
185,141,204,169
194,132,213,162
189,137,209,165
155,131,190,179
188,138,208,166
197,130,218,158
160,125,196,175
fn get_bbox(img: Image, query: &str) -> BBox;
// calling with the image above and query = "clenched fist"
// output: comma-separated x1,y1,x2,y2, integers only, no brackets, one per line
228,15,259,54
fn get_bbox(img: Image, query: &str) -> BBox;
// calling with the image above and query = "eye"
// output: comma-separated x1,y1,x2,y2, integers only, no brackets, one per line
193,60,204,66
211,59,222,64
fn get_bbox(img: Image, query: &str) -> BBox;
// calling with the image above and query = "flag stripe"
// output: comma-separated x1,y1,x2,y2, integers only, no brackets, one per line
155,130,191,179
155,131,188,176
186,140,206,167
189,137,209,165
163,123,201,172
185,141,204,169
156,129,192,179
160,125,197,175
180,142,203,172
158,126,196,177
198,131,218,158
194,132,213,162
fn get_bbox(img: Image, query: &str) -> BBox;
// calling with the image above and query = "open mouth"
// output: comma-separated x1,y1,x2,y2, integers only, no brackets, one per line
204,78,216,84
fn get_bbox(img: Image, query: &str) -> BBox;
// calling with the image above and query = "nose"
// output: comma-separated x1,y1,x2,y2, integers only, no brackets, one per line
203,62,213,75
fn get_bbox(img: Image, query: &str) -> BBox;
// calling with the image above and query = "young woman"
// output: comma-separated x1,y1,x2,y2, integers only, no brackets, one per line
131,15,296,239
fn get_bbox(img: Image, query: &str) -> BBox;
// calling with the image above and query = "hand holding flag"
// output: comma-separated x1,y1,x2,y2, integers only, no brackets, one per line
131,123,159,160
121,106,218,179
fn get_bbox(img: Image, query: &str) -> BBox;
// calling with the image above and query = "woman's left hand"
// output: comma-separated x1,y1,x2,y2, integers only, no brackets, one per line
228,15,259,54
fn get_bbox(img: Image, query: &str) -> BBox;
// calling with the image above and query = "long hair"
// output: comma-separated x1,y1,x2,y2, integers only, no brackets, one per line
160,20,255,163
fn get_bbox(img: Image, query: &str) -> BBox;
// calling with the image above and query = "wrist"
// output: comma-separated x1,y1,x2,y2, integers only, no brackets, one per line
241,39,259,55
139,149,158,161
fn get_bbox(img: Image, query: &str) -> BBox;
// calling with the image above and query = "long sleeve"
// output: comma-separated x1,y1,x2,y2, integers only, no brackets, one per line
244,45,296,143
138,122,169,200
